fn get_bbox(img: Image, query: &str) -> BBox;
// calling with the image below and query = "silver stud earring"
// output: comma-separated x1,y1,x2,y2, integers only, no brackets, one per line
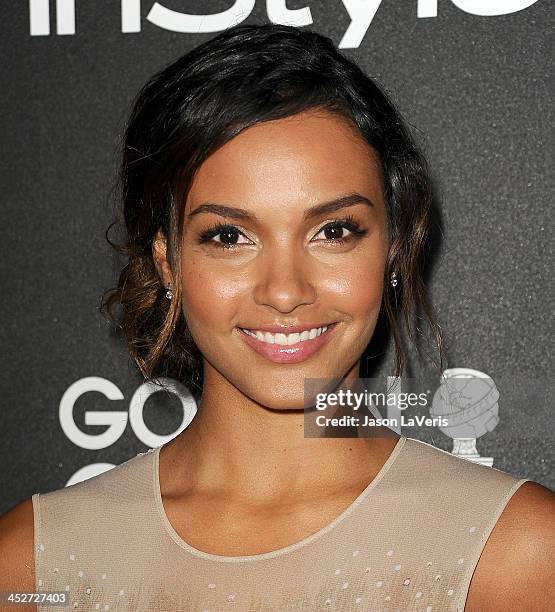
391,272,398,288
165,282,173,300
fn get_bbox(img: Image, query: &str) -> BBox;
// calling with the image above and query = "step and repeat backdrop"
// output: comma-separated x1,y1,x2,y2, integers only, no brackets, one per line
1,1,552,514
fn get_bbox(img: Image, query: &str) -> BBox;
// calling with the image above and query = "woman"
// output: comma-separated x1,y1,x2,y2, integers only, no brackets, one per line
1,23,553,612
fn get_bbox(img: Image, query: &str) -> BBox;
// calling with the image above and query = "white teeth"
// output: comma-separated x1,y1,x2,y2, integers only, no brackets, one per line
241,325,330,345
287,333,300,345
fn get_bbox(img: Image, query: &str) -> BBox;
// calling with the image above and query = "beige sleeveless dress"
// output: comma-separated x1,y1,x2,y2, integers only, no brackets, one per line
32,435,529,611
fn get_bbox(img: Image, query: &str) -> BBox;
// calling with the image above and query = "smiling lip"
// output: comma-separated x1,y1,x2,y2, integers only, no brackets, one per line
236,322,339,364
239,322,335,334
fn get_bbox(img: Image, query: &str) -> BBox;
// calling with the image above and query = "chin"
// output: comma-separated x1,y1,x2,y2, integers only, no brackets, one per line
241,384,307,411
239,375,338,412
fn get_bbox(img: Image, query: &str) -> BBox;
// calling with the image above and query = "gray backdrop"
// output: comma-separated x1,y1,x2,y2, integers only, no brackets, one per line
1,1,553,515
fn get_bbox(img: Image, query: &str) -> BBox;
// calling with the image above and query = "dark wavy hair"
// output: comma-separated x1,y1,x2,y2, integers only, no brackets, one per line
100,23,445,393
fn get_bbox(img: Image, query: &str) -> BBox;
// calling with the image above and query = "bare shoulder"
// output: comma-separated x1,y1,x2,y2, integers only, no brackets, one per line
465,480,555,612
0,496,36,609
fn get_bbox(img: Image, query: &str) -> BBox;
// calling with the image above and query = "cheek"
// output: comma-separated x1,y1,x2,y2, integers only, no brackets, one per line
179,256,244,334
321,248,386,318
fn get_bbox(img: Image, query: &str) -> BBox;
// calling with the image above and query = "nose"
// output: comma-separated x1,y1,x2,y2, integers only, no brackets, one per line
252,247,317,313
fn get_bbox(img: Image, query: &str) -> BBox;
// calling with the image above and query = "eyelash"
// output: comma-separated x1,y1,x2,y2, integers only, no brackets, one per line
196,214,368,251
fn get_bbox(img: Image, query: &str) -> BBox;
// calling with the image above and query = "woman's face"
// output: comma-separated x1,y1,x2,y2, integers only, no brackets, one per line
176,109,389,409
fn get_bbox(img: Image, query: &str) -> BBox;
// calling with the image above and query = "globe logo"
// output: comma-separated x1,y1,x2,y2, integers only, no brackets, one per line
430,368,499,466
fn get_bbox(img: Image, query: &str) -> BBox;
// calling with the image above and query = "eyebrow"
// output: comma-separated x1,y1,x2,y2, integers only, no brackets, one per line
186,192,374,222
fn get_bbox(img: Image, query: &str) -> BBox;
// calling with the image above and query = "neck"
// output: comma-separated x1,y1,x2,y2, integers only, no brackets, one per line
161,362,400,505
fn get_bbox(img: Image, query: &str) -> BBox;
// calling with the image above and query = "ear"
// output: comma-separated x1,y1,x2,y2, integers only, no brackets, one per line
152,229,173,288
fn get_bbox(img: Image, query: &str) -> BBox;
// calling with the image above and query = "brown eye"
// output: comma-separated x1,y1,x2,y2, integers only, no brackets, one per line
197,223,252,250
216,228,241,245
322,225,348,240
313,217,367,244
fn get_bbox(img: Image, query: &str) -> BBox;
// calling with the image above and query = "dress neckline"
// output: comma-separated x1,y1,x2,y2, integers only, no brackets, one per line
151,435,407,563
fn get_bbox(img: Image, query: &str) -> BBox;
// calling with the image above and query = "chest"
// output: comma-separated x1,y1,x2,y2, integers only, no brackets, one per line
161,487,365,557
